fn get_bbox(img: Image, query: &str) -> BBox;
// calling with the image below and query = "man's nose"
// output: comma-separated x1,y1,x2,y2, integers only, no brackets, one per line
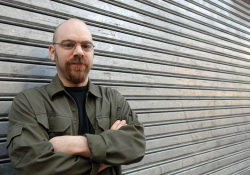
73,44,85,56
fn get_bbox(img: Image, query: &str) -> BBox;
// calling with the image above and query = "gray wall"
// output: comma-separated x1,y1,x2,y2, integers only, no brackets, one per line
1,0,250,174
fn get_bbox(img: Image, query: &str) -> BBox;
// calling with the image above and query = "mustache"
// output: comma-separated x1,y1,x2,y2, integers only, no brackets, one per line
67,57,88,64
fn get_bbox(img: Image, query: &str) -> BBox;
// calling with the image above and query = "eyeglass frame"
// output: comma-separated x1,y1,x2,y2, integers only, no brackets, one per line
52,40,95,52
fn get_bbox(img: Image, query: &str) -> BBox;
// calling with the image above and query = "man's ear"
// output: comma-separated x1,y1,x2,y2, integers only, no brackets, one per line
49,45,55,62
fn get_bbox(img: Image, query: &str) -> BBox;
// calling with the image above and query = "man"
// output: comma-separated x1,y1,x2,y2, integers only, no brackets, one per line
6,18,146,175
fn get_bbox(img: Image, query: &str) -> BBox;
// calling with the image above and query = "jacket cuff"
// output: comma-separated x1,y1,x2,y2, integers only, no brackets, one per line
85,134,106,163
90,161,100,175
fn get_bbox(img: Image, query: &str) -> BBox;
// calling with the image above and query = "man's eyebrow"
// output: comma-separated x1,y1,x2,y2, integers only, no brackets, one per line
61,39,93,44
60,39,73,42
83,41,94,44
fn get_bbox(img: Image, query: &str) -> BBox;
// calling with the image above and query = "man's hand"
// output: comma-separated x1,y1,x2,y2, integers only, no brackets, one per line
98,164,112,172
49,136,91,157
110,120,127,130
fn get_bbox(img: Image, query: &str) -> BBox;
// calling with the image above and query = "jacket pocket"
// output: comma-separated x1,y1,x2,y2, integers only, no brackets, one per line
48,116,72,139
96,117,110,131
36,114,49,130
6,124,23,148
6,125,25,167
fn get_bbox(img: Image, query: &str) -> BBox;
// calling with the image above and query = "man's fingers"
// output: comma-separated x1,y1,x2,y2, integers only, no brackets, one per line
110,120,121,130
110,120,127,130
121,120,126,125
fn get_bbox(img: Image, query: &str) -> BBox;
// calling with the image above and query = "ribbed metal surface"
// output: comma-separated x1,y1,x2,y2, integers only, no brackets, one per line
0,0,250,174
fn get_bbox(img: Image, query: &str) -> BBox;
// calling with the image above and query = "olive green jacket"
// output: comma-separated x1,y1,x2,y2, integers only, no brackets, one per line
6,74,146,175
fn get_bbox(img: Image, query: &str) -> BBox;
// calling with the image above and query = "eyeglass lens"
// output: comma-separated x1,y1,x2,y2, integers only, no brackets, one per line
62,41,94,51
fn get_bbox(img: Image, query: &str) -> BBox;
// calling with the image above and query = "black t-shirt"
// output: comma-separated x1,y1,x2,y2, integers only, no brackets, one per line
65,86,95,135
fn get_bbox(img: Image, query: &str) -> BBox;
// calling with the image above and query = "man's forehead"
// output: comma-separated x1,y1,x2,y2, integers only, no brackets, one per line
55,19,92,42
59,19,87,28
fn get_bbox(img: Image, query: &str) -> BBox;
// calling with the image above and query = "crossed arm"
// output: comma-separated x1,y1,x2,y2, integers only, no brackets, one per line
7,93,145,175
49,120,127,172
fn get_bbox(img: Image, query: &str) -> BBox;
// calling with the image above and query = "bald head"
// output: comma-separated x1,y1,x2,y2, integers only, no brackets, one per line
53,18,92,43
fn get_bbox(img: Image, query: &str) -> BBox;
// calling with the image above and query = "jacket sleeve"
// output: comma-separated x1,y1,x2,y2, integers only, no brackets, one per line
6,93,99,175
85,92,146,165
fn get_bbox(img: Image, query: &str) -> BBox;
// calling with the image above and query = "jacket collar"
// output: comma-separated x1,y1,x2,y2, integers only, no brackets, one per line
87,79,102,98
47,74,102,99
47,74,64,99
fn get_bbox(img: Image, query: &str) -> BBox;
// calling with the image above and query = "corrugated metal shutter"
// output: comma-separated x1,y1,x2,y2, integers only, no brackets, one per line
1,0,250,174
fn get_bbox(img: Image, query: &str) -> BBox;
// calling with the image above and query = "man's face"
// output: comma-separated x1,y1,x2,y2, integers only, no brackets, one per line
49,19,94,86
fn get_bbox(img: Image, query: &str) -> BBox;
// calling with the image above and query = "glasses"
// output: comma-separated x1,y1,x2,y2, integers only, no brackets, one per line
53,41,95,52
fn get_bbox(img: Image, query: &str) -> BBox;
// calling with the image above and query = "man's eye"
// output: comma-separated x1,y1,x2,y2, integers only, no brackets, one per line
82,44,92,49
63,42,75,48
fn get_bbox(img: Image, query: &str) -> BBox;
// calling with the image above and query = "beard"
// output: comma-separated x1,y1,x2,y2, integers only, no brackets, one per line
54,50,92,85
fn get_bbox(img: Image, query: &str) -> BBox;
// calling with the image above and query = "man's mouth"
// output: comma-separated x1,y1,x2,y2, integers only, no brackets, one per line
71,63,85,67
